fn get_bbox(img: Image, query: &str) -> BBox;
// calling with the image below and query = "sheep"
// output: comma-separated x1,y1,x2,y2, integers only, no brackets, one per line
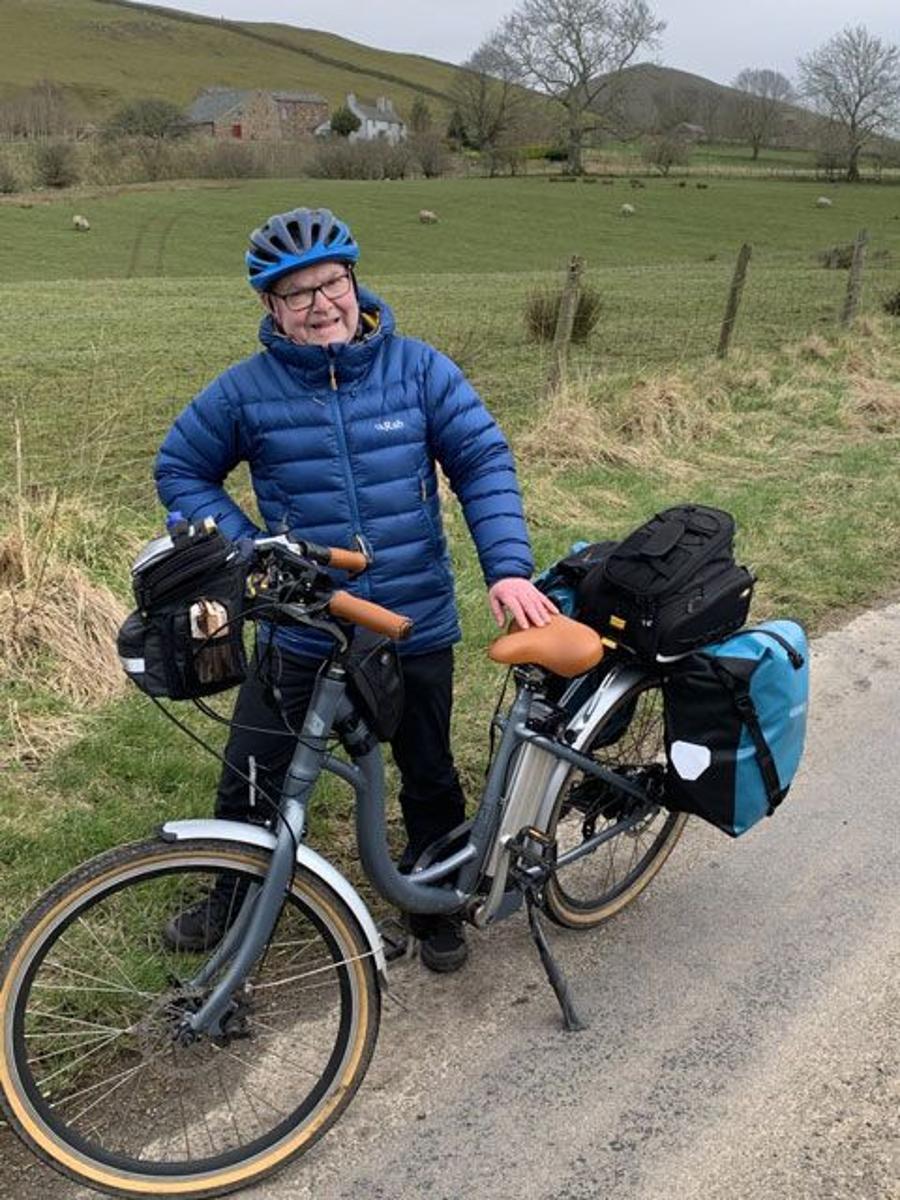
620,203,636,216
418,209,438,224
72,214,90,231
629,178,645,189
815,196,833,208
696,182,709,190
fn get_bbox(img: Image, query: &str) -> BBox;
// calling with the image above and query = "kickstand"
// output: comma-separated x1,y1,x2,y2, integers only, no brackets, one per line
525,891,588,1033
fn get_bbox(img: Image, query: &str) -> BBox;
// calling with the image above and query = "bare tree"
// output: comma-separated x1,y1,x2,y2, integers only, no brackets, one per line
451,33,525,159
492,0,664,174
732,68,794,160
798,25,900,181
0,79,76,140
642,132,690,175
652,82,701,132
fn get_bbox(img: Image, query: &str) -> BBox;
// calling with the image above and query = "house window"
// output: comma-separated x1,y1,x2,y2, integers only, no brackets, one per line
231,123,242,139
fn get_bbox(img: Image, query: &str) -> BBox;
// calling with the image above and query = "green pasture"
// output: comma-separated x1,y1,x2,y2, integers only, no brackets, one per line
1,173,900,938
2,175,899,497
4,175,900,282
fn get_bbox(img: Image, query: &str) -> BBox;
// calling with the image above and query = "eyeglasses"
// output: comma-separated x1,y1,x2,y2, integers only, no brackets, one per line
272,270,353,313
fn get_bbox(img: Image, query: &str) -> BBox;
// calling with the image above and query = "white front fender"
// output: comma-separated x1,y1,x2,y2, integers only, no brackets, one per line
160,819,387,979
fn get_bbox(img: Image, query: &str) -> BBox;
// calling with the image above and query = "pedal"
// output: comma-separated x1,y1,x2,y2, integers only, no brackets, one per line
377,916,410,963
506,827,558,884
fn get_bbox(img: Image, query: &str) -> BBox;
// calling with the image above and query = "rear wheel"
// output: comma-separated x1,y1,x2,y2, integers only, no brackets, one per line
544,682,687,929
0,837,380,1197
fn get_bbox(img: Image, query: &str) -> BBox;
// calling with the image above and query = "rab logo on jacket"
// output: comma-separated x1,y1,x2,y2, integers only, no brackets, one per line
374,419,405,432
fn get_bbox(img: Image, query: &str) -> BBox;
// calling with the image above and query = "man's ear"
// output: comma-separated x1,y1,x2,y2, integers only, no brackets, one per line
260,292,276,315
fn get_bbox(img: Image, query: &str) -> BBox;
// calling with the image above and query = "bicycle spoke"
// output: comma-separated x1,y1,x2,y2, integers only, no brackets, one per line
41,959,154,998
70,918,141,996
253,947,373,991
5,845,378,1187
30,1029,126,1085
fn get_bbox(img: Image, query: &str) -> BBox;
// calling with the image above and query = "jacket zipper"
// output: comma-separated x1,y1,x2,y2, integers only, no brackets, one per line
328,362,370,598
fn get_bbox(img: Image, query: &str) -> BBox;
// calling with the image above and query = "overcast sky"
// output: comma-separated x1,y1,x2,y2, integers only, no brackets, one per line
147,0,899,86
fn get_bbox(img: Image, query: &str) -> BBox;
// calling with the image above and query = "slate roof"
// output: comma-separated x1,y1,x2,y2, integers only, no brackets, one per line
186,89,245,124
186,88,326,123
272,91,327,104
350,97,404,125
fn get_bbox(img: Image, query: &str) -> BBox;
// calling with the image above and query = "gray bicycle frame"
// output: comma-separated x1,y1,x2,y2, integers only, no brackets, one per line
186,653,651,1036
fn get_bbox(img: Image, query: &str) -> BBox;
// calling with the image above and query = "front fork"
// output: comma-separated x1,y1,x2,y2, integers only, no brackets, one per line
183,660,464,1038
183,668,347,1038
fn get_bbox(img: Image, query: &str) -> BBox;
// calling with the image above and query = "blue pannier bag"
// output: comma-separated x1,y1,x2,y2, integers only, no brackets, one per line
662,620,809,836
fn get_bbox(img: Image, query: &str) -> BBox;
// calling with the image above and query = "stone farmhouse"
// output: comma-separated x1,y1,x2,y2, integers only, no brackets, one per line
186,88,328,139
345,93,407,143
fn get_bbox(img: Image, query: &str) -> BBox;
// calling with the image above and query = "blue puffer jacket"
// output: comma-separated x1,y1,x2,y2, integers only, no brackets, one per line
155,287,534,657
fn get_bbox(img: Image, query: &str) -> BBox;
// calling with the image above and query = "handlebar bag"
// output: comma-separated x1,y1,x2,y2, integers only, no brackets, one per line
662,621,809,836
345,627,404,741
117,522,248,700
575,505,755,661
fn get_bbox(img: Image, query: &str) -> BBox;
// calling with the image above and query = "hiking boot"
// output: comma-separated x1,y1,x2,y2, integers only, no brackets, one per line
410,914,468,974
163,877,248,953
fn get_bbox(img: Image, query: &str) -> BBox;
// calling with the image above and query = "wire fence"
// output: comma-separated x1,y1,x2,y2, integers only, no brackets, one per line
2,243,898,511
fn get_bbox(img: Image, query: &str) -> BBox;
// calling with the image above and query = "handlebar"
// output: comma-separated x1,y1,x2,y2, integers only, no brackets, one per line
328,591,413,641
249,534,413,643
327,547,369,574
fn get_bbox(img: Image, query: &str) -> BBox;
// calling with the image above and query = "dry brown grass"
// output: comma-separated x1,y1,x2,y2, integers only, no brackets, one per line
0,528,127,700
844,375,900,432
792,333,834,361
0,487,130,763
515,373,722,483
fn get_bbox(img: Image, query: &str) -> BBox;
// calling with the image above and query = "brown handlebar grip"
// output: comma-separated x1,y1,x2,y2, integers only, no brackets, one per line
328,590,414,640
327,547,369,575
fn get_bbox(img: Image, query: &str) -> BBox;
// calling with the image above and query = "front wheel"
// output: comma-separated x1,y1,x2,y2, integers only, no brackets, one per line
0,837,380,1198
543,681,688,929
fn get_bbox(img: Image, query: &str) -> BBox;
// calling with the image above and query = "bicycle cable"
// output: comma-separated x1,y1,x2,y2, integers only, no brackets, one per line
148,696,299,864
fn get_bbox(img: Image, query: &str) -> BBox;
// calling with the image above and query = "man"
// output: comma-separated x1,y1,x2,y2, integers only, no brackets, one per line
155,207,555,972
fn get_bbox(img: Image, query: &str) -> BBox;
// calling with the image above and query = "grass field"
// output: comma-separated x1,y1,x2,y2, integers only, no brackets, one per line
1,173,899,940
5,175,900,280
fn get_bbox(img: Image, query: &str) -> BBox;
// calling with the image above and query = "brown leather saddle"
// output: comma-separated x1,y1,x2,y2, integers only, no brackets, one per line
489,613,604,678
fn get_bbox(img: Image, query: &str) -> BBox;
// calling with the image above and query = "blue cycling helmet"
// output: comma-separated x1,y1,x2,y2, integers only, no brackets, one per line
246,207,359,292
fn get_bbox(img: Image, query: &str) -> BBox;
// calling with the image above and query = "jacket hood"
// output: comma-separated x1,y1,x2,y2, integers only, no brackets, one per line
258,285,395,388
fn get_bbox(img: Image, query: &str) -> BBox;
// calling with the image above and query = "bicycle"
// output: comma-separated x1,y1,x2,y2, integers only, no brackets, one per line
0,533,688,1198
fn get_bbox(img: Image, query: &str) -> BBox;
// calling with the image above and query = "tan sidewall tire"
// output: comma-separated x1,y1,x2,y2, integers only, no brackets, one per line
0,838,380,1198
544,810,688,929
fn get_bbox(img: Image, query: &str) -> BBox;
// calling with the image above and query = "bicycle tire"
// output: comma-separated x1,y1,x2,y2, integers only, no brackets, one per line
543,681,688,929
0,837,380,1198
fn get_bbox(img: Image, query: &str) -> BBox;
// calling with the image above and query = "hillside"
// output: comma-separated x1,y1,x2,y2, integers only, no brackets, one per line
0,0,868,157
0,0,466,122
611,62,820,147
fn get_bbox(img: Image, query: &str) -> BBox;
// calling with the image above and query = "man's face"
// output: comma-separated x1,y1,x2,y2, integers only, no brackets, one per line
265,260,359,346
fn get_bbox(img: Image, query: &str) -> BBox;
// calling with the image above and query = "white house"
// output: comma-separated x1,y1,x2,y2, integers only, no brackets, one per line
346,93,407,144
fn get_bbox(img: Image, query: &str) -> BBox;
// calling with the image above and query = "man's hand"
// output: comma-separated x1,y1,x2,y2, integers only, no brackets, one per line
488,577,559,629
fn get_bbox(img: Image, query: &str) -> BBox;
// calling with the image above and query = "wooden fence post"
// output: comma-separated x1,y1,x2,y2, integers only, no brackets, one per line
840,229,868,328
546,255,584,393
717,242,753,359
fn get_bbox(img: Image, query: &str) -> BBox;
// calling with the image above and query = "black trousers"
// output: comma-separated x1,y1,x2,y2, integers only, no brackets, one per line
216,646,466,866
